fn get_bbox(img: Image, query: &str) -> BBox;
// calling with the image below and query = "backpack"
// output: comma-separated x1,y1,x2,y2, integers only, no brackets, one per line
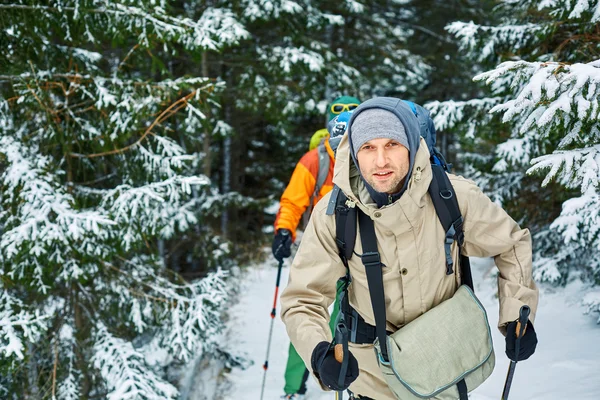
302,141,330,228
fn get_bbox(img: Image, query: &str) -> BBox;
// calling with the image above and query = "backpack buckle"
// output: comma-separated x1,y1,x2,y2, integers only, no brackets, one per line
444,225,455,275
452,217,465,246
361,251,381,269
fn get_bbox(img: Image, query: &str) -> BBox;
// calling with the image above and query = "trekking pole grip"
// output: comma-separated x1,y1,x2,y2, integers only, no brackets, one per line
334,343,343,363
501,305,531,400
516,305,530,338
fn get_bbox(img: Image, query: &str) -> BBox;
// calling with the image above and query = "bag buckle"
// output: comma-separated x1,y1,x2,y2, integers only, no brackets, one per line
378,351,391,366
361,251,381,269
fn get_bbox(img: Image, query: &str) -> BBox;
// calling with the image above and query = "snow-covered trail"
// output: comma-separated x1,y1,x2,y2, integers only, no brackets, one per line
220,257,600,400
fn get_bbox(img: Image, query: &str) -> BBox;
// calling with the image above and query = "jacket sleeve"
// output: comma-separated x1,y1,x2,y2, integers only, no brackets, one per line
280,198,347,379
451,175,539,335
274,157,317,240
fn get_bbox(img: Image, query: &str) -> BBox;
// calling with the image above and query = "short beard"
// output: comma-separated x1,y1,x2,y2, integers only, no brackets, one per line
365,174,405,194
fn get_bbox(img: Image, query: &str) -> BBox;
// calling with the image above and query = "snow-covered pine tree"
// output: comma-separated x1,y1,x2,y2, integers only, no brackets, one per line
0,1,249,397
439,0,600,319
201,0,431,243
221,0,430,118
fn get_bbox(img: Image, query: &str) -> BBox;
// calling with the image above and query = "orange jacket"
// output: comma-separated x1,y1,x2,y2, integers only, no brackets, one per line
275,139,335,240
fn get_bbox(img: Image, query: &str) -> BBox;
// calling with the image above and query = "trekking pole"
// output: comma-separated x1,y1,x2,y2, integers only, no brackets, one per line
501,305,530,400
259,258,284,400
333,322,349,400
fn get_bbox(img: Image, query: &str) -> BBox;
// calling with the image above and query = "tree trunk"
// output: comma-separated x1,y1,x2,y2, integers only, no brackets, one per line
202,52,212,179
25,342,40,399
220,102,231,239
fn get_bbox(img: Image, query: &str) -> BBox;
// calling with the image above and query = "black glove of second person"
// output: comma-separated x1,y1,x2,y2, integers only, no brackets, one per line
272,229,292,261
505,320,538,361
310,341,359,391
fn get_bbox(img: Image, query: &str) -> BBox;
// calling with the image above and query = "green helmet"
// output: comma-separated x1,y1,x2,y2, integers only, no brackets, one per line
327,95,361,121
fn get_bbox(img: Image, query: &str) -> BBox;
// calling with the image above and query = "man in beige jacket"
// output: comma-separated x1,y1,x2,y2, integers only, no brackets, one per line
280,97,539,400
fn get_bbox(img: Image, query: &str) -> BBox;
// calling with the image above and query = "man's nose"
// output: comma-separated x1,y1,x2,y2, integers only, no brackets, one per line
375,148,387,167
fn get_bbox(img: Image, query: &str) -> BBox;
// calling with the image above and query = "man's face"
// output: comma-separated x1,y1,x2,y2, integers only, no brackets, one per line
356,138,410,194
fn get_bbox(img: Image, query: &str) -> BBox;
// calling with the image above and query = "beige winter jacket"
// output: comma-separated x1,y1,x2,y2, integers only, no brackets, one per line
280,133,539,400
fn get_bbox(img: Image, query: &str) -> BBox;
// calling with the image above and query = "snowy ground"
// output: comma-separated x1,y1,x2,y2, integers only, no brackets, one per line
220,256,600,400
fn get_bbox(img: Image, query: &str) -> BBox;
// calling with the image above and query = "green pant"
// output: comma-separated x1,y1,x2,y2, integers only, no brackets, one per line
283,281,344,395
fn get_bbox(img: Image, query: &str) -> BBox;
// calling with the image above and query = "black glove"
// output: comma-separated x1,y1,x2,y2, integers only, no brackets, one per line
505,320,537,361
272,229,292,261
311,341,359,391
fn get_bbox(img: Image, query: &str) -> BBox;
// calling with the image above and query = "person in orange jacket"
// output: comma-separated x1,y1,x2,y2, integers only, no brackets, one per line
272,96,360,399
273,96,360,258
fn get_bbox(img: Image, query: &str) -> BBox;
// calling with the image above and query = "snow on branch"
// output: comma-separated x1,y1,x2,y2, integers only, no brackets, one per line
0,290,48,360
476,59,600,133
260,46,326,74
345,0,365,13
495,137,535,168
475,60,600,191
528,145,600,191
426,97,503,133
7,71,218,151
242,0,309,21
100,175,209,248
0,135,115,287
532,230,571,284
534,0,600,22
92,323,179,400
446,21,544,61
56,322,80,400
133,139,197,178
4,72,213,90
0,2,249,51
550,190,600,247
157,269,228,361
104,259,228,362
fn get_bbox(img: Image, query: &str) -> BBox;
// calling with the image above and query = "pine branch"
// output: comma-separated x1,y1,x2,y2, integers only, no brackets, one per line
0,73,214,88
0,4,120,14
70,90,196,159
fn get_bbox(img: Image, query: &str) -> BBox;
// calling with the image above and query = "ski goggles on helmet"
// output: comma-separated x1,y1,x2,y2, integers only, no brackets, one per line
330,103,359,114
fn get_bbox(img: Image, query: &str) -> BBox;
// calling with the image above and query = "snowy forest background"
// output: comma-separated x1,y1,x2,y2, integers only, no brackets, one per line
1,0,599,399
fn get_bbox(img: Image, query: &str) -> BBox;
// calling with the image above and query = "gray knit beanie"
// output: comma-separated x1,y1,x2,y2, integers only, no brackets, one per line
350,109,409,156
